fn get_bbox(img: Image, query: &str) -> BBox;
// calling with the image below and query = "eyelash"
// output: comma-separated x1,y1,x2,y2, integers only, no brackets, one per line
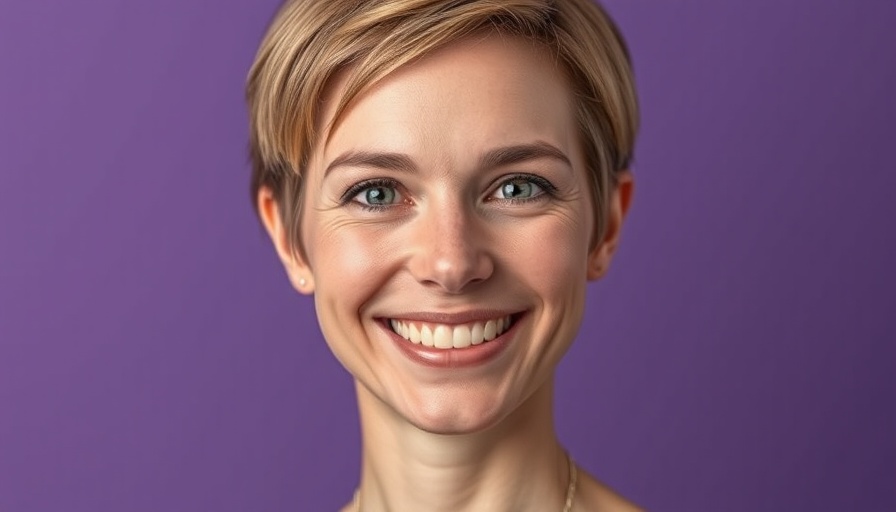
488,174,558,203
340,178,404,212
339,174,558,212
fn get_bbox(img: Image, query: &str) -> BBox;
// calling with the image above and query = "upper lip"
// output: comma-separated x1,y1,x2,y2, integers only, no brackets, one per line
379,310,523,325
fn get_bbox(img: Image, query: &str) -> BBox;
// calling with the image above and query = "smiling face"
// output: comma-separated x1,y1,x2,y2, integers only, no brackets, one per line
260,33,631,434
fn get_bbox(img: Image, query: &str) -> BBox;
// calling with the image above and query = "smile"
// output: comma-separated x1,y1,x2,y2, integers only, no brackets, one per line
388,315,515,349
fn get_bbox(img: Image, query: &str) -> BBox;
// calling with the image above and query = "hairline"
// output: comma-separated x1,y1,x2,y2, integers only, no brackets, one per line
246,0,638,258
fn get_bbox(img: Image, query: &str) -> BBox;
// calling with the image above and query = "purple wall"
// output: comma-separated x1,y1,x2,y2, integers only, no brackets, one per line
1,1,893,510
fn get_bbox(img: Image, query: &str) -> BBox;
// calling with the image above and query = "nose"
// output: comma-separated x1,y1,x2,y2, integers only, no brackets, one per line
407,202,494,293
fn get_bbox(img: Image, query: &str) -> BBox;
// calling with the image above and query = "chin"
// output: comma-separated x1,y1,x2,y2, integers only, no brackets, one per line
395,386,519,435
407,410,506,436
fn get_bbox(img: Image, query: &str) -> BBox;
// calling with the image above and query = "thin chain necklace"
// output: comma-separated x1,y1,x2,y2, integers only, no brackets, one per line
563,452,579,512
352,452,578,512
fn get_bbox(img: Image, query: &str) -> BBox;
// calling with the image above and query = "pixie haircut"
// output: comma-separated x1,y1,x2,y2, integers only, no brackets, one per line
247,0,638,254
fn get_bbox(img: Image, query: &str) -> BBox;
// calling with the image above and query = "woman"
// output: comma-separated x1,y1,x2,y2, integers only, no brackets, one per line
247,0,639,510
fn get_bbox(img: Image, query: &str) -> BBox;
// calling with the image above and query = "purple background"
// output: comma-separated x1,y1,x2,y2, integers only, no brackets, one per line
1,1,893,510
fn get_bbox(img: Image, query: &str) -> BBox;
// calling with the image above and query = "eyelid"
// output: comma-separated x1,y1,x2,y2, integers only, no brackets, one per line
339,178,415,215
339,177,403,204
488,173,558,200
339,174,556,208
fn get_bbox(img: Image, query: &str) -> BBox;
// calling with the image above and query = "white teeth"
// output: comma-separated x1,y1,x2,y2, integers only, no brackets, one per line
483,320,497,341
408,323,421,344
452,325,472,348
471,322,485,345
421,325,434,347
389,315,513,350
433,325,453,349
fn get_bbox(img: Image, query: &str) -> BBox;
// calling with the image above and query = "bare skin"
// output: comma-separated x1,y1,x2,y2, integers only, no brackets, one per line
336,381,643,511
260,33,639,512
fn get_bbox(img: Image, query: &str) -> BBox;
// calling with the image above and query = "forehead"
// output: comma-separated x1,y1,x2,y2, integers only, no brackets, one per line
314,34,580,169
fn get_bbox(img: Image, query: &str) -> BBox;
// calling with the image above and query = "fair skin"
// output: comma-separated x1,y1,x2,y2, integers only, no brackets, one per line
259,34,638,511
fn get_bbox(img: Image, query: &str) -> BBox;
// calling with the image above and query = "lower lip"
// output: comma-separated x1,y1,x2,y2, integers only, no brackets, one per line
382,316,522,369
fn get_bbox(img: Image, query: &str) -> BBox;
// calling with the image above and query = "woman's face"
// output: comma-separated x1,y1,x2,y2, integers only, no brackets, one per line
265,34,629,434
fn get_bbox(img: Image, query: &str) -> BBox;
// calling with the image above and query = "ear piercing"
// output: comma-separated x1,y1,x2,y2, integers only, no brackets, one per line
299,278,307,287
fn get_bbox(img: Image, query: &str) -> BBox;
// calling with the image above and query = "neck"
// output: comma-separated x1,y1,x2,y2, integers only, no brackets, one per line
353,378,569,512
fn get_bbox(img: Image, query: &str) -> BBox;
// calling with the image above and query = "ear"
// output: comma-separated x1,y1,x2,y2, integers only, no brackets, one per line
587,171,634,281
257,187,315,294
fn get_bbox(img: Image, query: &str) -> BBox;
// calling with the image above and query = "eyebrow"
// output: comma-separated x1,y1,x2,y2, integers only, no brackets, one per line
324,141,572,177
478,141,572,171
324,151,416,176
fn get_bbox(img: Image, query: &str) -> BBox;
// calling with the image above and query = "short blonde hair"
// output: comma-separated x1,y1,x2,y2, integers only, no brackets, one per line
247,0,638,252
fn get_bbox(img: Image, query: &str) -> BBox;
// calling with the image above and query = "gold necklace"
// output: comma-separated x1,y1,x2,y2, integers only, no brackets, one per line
353,452,578,512
563,452,579,512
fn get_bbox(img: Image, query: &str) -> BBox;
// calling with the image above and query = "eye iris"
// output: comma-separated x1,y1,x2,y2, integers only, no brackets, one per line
365,187,394,204
502,181,533,198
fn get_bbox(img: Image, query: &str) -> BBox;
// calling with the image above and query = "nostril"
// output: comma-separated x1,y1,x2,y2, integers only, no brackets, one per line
414,251,494,293
408,210,495,292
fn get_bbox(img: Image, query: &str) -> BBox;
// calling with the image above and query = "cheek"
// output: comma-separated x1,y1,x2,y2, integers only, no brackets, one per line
306,217,398,313
305,218,401,372
506,209,592,295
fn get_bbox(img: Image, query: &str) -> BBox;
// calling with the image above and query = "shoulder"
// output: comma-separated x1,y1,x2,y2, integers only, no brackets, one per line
338,489,359,512
576,469,644,512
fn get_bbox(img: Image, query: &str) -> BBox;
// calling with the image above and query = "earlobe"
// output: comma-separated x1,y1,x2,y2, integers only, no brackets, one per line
257,187,315,294
587,172,634,281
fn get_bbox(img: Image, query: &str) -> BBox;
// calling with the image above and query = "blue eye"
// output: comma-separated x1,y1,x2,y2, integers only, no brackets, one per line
343,179,404,209
497,180,540,199
356,185,397,206
491,175,553,201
